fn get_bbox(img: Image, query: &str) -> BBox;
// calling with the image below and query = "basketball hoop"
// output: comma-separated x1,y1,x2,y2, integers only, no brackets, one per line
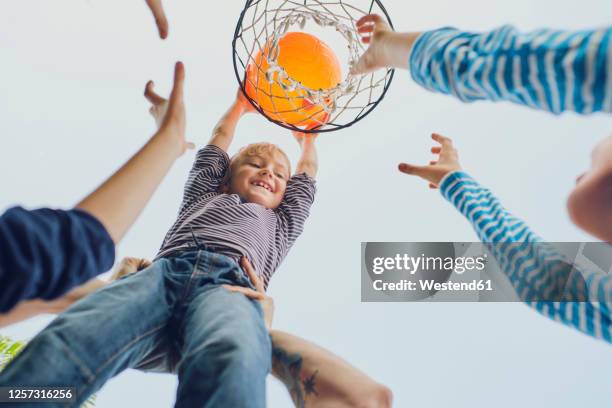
233,0,395,133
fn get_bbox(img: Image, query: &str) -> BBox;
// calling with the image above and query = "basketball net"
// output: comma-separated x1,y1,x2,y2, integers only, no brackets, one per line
233,0,394,132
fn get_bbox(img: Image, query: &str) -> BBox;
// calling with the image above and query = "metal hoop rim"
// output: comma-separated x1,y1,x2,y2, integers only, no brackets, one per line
232,0,395,134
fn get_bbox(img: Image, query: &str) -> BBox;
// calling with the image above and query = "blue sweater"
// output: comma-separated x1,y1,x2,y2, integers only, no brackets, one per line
440,172,611,343
410,25,612,114
0,207,115,312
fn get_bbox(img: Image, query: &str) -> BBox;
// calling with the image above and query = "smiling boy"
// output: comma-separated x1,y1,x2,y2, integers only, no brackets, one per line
0,78,318,408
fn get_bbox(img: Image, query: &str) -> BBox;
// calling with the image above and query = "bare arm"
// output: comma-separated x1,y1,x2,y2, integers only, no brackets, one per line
76,62,193,244
208,89,255,152
293,132,319,178
224,259,392,408
270,330,392,408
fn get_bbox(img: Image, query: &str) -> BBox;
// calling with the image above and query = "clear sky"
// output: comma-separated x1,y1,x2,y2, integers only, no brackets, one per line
1,0,611,407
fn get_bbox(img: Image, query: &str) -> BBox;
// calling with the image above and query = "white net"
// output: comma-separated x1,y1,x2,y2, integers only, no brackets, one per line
233,0,394,132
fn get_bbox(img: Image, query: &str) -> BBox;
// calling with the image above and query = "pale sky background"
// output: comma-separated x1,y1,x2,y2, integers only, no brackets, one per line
1,0,611,407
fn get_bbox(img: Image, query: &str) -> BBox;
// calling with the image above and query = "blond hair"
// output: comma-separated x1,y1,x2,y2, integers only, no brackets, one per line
220,143,291,188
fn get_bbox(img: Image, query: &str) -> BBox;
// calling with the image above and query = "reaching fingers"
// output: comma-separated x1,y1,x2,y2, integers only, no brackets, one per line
169,61,185,104
240,257,265,293
145,0,169,39
431,133,453,148
144,81,166,105
357,24,375,34
223,285,265,300
356,14,384,28
398,163,429,178
431,146,442,154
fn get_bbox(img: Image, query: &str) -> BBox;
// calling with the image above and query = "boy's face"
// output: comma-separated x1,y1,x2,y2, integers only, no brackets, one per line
228,151,290,209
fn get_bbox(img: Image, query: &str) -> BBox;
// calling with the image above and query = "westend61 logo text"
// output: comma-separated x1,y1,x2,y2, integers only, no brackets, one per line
371,253,487,275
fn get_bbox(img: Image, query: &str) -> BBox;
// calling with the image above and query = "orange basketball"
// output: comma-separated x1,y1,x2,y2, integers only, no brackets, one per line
245,32,342,127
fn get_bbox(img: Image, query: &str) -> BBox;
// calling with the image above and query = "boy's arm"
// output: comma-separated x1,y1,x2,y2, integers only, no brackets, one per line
208,89,255,152
352,15,612,114
400,133,612,343
293,132,319,178
77,62,193,244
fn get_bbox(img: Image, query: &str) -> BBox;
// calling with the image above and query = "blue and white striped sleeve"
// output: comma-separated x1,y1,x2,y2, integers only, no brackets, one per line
409,25,612,114
440,171,612,343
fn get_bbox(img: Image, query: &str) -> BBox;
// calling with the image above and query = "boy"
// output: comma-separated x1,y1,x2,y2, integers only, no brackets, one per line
0,79,318,407
399,133,612,343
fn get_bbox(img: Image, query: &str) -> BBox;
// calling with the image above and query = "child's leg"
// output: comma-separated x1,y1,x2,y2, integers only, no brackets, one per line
175,286,271,408
0,260,174,407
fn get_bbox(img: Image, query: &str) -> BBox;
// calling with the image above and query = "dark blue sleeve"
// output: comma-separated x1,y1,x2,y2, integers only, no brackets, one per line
0,206,115,312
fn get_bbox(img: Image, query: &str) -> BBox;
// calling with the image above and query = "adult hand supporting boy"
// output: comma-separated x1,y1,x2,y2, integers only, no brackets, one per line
223,257,274,330
76,62,194,244
293,130,319,178
350,14,421,75
398,133,462,188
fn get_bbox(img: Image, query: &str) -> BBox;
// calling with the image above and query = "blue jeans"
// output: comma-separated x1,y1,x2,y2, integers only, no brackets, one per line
0,250,271,408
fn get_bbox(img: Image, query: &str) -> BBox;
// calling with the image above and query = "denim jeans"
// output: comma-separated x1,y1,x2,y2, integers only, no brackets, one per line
0,250,272,408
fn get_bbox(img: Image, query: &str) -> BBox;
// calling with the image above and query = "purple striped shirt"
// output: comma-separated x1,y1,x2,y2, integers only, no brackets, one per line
156,144,316,288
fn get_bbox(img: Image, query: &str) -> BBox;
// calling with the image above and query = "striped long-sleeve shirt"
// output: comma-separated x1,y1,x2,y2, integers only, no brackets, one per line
410,25,612,114
156,145,316,288
440,171,612,343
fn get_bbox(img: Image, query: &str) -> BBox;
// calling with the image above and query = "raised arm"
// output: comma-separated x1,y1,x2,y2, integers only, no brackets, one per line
352,15,612,114
208,88,255,152
293,131,319,178
77,62,193,244
400,133,612,343
224,258,393,408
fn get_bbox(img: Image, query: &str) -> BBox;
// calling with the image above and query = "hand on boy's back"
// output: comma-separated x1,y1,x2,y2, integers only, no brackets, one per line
223,257,274,331
144,62,195,156
110,257,152,281
398,133,462,189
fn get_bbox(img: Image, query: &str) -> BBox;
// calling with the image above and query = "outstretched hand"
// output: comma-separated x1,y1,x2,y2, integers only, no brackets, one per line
145,0,169,39
223,257,274,331
398,133,462,189
351,14,394,75
351,14,420,76
144,62,195,156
